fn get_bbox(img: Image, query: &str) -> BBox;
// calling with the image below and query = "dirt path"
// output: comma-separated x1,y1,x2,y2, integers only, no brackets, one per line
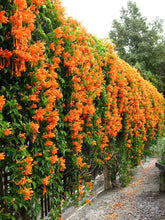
63,157,165,220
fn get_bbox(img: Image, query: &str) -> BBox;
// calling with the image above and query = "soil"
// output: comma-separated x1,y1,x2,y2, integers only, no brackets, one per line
62,157,165,220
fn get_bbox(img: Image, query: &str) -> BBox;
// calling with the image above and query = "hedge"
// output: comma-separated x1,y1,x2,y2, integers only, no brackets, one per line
0,0,164,219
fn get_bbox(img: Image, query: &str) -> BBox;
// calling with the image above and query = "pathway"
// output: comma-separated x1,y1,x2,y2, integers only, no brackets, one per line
63,157,165,220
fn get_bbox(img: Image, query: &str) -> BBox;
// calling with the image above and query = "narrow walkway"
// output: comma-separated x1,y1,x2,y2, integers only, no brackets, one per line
64,157,165,220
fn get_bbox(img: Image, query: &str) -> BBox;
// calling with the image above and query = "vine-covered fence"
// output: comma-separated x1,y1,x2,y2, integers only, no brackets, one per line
0,0,164,219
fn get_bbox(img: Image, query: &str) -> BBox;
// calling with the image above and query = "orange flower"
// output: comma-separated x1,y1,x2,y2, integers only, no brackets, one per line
31,0,43,6
22,164,32,175
32,133,37,143
2,128,12,136
33,152,42,157
29,121,39,133
31,104,37,109
127,144,131,148
86,182,93,190
76,156,86,168
43,185,46,195
49,42,55,50
14,177,32,186
51,146,58,155
29,94,39,102
0,11,8,24
50,167,55,174
26,84,32,89
33,107,45,121
45,140,53,146
0,95,5,110
59,157,65,171
23,187,33,200
54,27,63,38
91,141,96,145
86,199,90,204
23,157,33,164
42,176,50,186
0,152,5,160
105,154,112,163
50,155,58,164
19,133,26,139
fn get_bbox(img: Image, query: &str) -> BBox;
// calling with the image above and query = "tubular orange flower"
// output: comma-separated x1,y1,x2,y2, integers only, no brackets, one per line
31,104,37,109
14,177,32,186
23,187,33,200
26,84,32,89
50,155,58,164
31,0,44,6
54,27,63,38
76,156,86,168
43,185,46,195
29,121,39,133
59,157,65,171
105,154,112,163
22,164,32,175
33,107,45,121
32,133,37,143
42,176,50,186
33,152,42,157
51,146,58,155
0,11,8,24
14,0,27,10
2,128,12,136
91,141,96,145
49,42,55,50
86,199,90,204
0,152,5,160
0,49,12,69
29,94,39,102
23,157,33,164
45,140,53,146
0,95,5,111
19,133,26,139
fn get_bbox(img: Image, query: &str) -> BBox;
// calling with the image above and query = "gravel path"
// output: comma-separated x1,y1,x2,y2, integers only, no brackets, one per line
63,157,165,220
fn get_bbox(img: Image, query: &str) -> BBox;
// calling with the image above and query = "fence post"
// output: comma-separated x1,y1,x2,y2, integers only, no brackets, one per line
103,165,111,190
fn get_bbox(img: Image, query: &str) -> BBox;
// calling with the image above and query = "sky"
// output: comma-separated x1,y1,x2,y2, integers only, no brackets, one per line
61,0,165,39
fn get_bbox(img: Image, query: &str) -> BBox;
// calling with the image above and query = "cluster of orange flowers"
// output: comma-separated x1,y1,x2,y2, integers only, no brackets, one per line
0,11,8,23
103,45,165,161
0,0,65,203
63,25,108,172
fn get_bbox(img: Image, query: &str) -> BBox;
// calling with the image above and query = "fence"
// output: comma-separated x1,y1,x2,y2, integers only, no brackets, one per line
0,163,103,219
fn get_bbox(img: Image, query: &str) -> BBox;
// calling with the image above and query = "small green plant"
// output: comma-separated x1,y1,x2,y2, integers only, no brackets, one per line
119,170,133,187
160,151,165,165
150,126,165,156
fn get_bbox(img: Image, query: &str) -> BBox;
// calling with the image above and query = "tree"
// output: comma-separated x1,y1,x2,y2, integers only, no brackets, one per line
109,1,165,93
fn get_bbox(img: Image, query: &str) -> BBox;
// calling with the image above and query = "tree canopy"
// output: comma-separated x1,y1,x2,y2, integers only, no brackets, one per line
109,1,165,93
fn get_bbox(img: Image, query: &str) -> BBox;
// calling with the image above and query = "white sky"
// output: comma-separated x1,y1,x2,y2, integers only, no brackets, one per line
61,0,165,39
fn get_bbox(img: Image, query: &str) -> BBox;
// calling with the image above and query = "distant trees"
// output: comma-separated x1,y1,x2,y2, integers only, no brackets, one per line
109,1,165,93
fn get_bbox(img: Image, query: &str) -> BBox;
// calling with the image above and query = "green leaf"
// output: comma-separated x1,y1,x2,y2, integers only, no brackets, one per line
13,203,18,212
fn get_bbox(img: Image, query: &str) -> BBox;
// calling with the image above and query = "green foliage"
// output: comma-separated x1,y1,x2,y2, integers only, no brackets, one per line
109,1,165,93
134,62,164,93
150,126,165,162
